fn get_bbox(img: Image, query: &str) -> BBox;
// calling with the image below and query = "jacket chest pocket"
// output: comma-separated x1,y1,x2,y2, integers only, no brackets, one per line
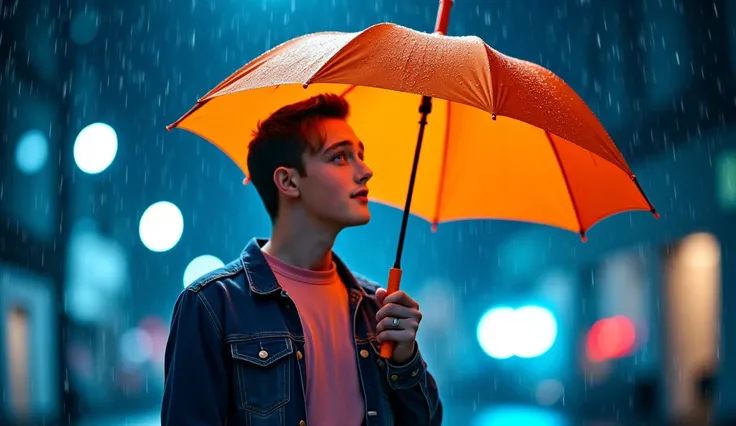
230,337,293,415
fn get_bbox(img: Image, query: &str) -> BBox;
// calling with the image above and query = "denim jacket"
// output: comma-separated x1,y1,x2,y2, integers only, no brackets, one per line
162,238,443,426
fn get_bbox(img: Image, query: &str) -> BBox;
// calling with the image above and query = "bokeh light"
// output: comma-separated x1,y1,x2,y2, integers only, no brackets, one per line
139,201,184,252
73,122,118,174
119,328,154,365
514,306,558,358
15,129,49,175
183,255,225,287
477,305,557,360
477,307,517,360
587,316,637,362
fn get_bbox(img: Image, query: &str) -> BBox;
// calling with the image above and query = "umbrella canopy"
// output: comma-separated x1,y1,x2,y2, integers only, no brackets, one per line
168,22,657,238
168,1,658,359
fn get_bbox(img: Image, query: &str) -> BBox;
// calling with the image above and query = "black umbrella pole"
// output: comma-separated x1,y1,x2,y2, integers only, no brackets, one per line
381,95,432,360
393,95,433,271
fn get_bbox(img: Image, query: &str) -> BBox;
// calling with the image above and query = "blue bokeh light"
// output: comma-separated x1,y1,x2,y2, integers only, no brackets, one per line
477,305,557,359
15,129,49,175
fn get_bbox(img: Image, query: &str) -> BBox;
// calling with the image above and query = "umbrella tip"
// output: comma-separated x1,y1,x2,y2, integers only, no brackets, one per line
491,113,497,121
652,209,660,219
580,231,587,243
431,223,438,232
242,176,251,185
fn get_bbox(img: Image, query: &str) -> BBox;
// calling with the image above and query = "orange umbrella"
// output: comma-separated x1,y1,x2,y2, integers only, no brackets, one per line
167,0,657,359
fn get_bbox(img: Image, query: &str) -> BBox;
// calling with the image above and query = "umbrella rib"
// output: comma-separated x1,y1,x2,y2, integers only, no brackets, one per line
482,44,497,115
339,85,357,97
431,101,453,230
545,131,586,241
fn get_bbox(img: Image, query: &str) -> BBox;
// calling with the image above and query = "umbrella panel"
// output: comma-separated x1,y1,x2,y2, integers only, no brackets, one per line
177,83,651,234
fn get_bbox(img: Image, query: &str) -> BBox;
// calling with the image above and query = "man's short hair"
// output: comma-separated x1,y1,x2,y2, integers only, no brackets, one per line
246,93,350,221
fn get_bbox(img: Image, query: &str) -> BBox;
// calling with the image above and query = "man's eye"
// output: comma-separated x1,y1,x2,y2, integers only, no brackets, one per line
331,152,348,163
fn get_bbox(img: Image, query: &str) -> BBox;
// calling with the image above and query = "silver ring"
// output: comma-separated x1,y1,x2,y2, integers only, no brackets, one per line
390,317,400,329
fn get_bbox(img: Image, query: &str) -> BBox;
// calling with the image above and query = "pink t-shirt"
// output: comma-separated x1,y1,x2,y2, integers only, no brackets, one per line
263,252,365,426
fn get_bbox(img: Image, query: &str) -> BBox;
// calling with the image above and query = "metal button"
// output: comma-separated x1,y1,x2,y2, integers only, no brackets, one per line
299,420,306,426
390,374,399,381
297,350,303,360
360,349,369,359
258,350,268,359
411,369,419,377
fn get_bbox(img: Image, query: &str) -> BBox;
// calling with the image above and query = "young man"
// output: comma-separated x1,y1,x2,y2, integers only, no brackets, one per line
162,93,442,425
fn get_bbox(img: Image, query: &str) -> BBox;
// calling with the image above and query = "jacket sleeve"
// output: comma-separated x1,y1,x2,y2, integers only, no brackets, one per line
161,289,228,425
385,344,443,425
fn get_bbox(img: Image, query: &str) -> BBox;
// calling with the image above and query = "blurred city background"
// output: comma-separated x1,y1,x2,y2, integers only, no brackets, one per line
1,0,735,425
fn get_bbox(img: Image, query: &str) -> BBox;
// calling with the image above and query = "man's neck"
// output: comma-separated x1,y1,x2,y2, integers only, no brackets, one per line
262,215,338,271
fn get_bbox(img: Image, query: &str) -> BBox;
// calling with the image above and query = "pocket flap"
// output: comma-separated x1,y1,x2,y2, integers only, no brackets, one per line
230,338,293,367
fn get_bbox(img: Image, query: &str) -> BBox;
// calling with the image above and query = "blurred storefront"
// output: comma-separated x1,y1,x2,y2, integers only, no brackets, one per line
494,138,736,424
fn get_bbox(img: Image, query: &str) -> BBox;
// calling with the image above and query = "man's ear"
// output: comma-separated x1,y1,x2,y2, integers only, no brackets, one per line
273,166,301,199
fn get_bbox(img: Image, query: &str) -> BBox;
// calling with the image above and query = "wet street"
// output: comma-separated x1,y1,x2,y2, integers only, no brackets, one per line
79,405,629,426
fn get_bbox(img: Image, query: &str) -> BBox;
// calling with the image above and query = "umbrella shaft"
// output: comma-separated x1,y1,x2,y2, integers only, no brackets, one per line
394,96,433,269
434,0,454,35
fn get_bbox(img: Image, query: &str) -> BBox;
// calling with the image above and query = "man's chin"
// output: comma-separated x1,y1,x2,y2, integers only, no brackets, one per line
344,212,371,227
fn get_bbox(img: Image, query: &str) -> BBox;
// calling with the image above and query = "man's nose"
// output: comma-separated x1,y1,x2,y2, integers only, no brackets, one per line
356,161,373,183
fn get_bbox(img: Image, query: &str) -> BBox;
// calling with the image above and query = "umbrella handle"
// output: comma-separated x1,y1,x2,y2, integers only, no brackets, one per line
379,268,403,359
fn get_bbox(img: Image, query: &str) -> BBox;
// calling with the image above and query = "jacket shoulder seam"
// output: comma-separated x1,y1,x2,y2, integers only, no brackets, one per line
185,261,243,293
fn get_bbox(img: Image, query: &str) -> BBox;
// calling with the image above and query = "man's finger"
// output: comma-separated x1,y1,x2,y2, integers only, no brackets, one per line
376,303,417,322
375,288,387,306
376,329,413,344
383,290,419,309
376,316,419,334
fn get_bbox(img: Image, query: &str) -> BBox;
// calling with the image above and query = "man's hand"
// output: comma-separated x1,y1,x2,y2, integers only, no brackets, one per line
375,289,422,365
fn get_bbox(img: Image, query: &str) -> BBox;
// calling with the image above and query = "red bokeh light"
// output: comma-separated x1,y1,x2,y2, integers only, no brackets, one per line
586,315,636,362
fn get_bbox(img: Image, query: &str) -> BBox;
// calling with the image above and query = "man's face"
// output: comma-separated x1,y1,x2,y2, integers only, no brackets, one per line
297,118,373,229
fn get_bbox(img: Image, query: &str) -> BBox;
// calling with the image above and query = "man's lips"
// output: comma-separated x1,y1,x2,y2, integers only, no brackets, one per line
351,189,369,202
